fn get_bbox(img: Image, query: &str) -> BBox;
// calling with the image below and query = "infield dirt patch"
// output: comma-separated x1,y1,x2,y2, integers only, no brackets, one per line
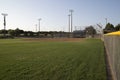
23,38,85,42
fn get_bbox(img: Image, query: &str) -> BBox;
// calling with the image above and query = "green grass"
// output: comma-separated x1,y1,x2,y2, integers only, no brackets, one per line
0,39,106,80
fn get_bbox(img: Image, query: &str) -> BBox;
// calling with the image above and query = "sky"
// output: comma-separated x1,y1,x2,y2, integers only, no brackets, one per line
0,0,120,32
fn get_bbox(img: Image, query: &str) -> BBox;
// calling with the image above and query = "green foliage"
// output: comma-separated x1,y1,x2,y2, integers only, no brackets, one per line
115,24,120,31
0,29,8,34
105,23,114,30
0,39,106,80
14,28,24,36
85,26,96,37
8,29,15,36
104,23,115,34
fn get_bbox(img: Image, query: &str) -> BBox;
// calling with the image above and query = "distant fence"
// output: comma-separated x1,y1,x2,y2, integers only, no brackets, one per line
104,35,120,80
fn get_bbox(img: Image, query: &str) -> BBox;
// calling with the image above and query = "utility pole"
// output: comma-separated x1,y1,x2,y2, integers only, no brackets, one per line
69,9,74,32
68,14,71,32
1,13,8,37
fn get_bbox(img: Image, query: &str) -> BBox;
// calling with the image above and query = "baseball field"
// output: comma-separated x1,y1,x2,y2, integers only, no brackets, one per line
0,38,106,80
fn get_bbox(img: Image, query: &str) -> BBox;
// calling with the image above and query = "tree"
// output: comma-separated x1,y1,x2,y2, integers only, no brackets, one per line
85,26,96,37
103,23,115,34
14,28,24,36
0,29,8,34
24,31,28,36
8,29,15,36
0,30,4,34
28,31,34,37
115,24,120,31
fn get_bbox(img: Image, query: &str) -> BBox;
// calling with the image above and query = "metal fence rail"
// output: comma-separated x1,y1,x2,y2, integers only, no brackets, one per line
104,35,120,80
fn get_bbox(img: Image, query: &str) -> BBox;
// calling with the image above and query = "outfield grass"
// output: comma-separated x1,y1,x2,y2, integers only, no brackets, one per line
0,39,106,80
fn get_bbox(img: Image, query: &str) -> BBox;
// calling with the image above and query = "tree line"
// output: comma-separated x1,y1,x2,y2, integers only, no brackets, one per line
103,23,120,34
0,23,119,38
0,28,68,38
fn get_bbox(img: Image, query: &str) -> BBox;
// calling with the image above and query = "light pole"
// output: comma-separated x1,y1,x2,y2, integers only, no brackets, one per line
69,9,74,32
38,18,41,36
1,13,8,37
68,14,71,32
38,18,41,32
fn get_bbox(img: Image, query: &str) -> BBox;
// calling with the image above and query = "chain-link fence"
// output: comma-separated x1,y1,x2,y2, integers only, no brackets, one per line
104,35,120,80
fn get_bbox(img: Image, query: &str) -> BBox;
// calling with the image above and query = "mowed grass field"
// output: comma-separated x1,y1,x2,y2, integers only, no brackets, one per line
0,38,106,80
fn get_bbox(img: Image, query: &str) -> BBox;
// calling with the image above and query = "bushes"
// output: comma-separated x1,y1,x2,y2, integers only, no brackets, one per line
0,35,14,39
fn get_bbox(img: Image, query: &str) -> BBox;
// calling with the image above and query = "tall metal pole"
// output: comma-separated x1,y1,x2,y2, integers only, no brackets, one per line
38,18,41,32
69,10,73,32
1,13,8,37
38,18,41,37
68,14,71,32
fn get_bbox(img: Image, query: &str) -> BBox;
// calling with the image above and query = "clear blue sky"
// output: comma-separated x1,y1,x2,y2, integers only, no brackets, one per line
0,0,120,32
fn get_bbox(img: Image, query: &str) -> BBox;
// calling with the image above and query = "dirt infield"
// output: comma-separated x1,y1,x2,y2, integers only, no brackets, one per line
23,38,85,42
